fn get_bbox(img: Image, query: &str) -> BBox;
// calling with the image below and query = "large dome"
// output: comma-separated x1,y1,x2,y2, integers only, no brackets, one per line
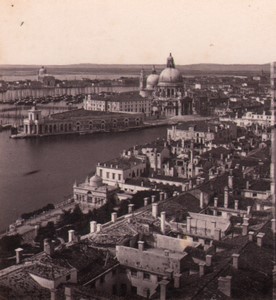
146,74,159,89
89,174,103,187
158,68,183,86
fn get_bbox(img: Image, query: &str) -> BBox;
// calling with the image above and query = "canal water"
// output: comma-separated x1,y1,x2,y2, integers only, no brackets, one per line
0,127,167,231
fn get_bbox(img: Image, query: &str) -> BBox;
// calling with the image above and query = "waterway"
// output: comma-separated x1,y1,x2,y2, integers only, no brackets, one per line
0,126,167,231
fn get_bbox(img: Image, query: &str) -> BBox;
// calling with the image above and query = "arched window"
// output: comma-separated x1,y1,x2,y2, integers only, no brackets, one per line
76,121,81,131
60,124,64,131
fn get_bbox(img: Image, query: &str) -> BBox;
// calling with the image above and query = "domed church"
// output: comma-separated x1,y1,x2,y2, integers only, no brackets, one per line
139,53,193,117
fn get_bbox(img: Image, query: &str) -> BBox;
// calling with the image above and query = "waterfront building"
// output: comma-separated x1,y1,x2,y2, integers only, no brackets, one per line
83,91,152,116
139,53,193,117
73,174,118,209
21,105,144,137
96,155,147,186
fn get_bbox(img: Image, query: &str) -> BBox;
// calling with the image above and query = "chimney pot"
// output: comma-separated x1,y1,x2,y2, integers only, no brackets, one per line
232,253,240,269
206,254,212,267
15,248,23,264
257,233,265,247
248,231,254,242
161,211,166,234
138,240,144,251
152,203,159,218
111,212,117,223
90,221,97,233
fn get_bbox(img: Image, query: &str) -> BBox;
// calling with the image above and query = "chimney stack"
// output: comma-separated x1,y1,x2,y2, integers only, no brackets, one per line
15,248,23,264
228,174,233,189
152,203,159,218
65,287,72,300
111,212,117,223
206,255,212,267
144,197,149,206
128,204,134,214
90,221,97,233
160,279,169,300
224,186,229,208
214,228,221,241
161,211,166,234
242,217,249,236
218,276,232,297
200,192,204,209
199,262,206,276
248,231,254,242
232,253,240,269
152,194,157,202
214,197,218,208
44,238,54,256
257,233,265,247
97,224,102,233
138,241,144,251
68,229,76,243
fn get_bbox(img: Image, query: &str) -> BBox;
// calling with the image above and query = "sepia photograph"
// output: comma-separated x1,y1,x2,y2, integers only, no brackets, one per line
0,0,275,299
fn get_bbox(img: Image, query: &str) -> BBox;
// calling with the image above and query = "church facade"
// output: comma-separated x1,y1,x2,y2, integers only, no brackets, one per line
139,54,193,117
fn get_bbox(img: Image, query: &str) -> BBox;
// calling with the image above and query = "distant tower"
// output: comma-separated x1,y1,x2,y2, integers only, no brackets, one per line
139,67,146,91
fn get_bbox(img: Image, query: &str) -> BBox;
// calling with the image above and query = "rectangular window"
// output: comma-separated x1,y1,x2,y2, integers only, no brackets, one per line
118,174,121,181
106,172,110,179
112,173,115,180
131,270,137,277
100,169,103,177
143,272,150,280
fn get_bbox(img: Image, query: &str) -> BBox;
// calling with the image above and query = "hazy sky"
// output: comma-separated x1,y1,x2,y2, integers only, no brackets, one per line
1,0,276,65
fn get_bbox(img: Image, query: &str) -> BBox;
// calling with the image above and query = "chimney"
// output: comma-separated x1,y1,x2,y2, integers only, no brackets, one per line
186,216,191,233
206,255,212,267
138,240,144,251
218,276,232,297
44,238,54,256
200,192,204,209
152,203,159,218
160,279,169,300
15,248,23,264
173,273,181,288
144,197,149,206
51,289,58,300
34,225,40,237
152,194,157,202
228,174,233,189
224,186,229,208
256,203,262,211
111,212,117,223
247,206,251,216
248,231,254,242
234,200,239,210
232,253,240,269
256,233,265,247
164,192,168,200
242,217,249,236
160,211,166,234
214,197,218,208
97,224,102,233
65,287,72,300
90,221,97,233
214,228,221,241
128,203,134,214
272,219,276,234
68,230,76,243
199,262,206,276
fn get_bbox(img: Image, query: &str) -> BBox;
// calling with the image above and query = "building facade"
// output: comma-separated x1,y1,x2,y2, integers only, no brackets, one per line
21,106,144,137
139,54,193,117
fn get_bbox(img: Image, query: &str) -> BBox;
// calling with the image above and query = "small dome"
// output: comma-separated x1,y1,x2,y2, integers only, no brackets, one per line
158,68,183,86
89,174,103,187
146,74,159,89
